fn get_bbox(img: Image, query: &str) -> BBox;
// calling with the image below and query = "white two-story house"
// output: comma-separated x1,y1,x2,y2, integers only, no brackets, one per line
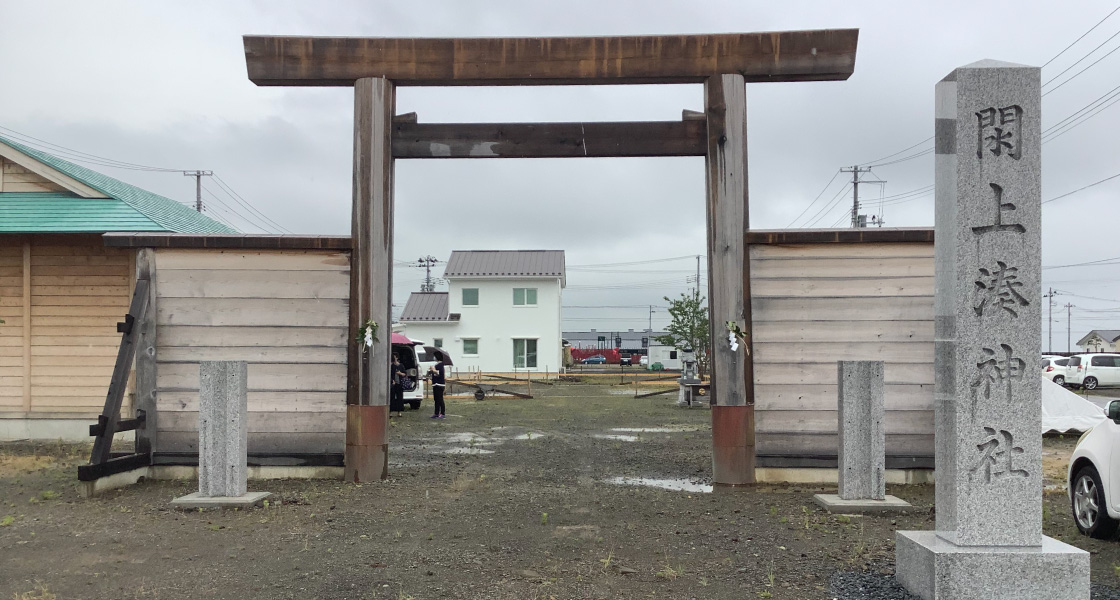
399,250,565,373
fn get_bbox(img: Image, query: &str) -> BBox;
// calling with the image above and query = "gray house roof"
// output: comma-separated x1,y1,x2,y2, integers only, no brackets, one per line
400,292,450,321
444,250,565,287
1077,329,1120,346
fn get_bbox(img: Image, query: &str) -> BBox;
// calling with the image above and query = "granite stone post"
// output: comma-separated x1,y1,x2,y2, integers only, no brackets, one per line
895,60,1088,600
838,361,884,501
199,361,248,497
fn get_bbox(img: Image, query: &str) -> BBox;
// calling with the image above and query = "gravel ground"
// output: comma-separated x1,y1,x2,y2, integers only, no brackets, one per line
831,570,1120,600
2,381,1118,599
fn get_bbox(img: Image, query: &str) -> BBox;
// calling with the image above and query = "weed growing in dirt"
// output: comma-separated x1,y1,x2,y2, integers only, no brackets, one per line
0,515,14,527
13,582,55,600
835,514,851,524
768,505,778,517
1113,563,1120,579
38,491,57,501
540,512,548,525
655,560,682,580
599,549,613,572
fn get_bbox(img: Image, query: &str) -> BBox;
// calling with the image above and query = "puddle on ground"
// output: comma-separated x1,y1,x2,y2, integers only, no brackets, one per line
610,426,703,433
443,448,495,455
593,434,640,442
605,476,712,493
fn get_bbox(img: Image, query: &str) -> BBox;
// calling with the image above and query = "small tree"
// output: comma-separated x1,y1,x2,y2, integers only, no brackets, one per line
654,290,710,379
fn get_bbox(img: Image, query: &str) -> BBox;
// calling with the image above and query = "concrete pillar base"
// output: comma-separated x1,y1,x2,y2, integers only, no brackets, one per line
711,405,754,485
344,404,389,482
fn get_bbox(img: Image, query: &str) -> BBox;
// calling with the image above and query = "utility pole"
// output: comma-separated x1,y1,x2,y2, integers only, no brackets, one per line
648,305,655,331
417,255,438,292
1065,303,1074,353
842,164,882,227
1043,289,1061,353
695,255,701,297
182,170,213,213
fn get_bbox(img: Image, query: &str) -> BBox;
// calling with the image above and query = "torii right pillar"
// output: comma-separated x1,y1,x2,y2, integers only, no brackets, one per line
705,73,755,486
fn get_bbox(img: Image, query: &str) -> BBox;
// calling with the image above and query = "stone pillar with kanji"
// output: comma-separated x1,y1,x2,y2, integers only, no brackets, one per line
895,60,1088,600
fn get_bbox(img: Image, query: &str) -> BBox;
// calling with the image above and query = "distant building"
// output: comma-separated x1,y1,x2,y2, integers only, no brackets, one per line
1076,330,1120,353
0,134,233,440
563,329,665,353
399,250,565,373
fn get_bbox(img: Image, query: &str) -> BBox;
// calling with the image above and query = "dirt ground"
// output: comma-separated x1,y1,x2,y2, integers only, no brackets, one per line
1,381,1118,600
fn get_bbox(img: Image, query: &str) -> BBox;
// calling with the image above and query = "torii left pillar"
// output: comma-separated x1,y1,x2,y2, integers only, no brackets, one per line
706,73,755,486
345,77,395,482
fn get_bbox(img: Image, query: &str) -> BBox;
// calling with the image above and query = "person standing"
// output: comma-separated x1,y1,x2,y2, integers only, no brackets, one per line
390,355,405,417
428,355,446,419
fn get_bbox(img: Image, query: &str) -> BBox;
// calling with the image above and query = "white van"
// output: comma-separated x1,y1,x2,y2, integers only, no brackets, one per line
391,333,425,410
1066,353,1120,390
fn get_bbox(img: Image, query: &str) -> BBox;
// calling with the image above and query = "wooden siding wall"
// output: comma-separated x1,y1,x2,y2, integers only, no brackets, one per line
152,249,350,456
751,242,935,460
0,245,24,409
0,237,133,418
0,158,67,193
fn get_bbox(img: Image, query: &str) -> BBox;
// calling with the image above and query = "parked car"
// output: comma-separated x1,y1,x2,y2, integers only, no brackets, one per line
1065,353,1120,390
1041,355,1070,386
639,355,649,367
391,333,425,410
1070,400,1120,537
581,355,607,365
619,353,632,366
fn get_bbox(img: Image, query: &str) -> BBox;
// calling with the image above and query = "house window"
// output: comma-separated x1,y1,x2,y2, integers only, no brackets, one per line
513,288,537,306
433,338,443,348
513,338,538,368
462,338,479,355
462,288,479,306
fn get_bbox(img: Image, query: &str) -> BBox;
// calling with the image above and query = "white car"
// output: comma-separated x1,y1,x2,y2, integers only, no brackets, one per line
1065,353,1120,390
1041,355,1070,386
1070,400,1120,538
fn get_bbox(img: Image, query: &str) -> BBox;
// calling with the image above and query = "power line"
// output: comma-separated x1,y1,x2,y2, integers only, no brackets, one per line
1044,255,1120,270
0,125,182,172
1043,171,1120,204
1043,4,1120,68
212,175,293,234
803,182,852,228
1042,28,1120,87
1043,41,1120,97
858,136,933,167
201,183,278,233
786,169,842,228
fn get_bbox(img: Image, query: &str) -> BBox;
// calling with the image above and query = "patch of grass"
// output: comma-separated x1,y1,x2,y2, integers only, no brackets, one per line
13,582,56,600
655,561,682,580
835,514,851,524
768,505,778,517
38,490,58,501
599,549,613,572
540,512,548,525
0,515,14,527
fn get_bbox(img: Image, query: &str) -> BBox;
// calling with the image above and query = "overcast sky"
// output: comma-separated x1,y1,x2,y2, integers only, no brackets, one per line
1,0,1118,343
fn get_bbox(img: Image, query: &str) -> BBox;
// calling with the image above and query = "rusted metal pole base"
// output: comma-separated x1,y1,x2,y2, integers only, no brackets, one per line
711,405,755,485
344,404,389,482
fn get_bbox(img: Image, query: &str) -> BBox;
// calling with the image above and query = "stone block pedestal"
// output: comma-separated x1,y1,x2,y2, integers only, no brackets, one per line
812,493,911,514
171,491,272,510
896,531,1088,600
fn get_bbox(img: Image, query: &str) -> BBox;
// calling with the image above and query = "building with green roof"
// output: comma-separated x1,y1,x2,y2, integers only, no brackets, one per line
0,135,233,440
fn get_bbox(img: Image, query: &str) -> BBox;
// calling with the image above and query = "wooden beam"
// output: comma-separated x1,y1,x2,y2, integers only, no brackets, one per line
134,249,157,456
89,279,150,466
391,120,706,159
705,74,755,485
244,30,859,86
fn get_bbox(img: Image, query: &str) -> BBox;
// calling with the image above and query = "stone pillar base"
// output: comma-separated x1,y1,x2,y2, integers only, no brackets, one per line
895,530,1088,600
711,405,754,485
344,404,389,482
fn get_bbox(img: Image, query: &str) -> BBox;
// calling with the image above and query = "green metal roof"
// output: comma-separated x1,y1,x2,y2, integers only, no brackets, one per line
0,193,163,232
0,135,236,234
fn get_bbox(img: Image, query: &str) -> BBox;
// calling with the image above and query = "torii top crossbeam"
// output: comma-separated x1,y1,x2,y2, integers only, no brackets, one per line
243,29,858,86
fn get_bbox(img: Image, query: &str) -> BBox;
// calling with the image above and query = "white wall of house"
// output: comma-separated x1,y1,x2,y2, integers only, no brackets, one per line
401,276,563,373
1078,334,1119,353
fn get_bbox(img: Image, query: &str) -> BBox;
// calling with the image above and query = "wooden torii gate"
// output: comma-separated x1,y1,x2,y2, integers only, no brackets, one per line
242,30,859,484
